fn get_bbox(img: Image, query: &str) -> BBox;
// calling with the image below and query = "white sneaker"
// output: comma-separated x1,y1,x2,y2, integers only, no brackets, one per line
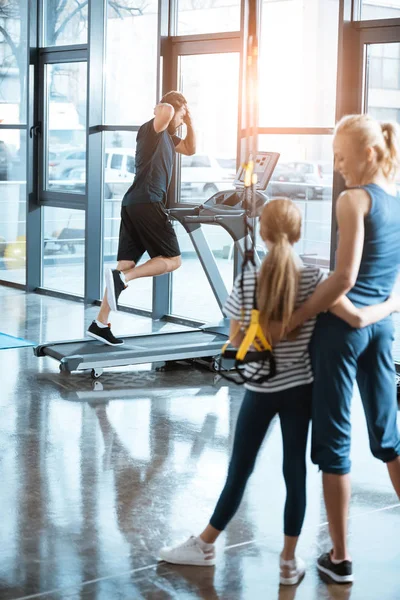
158,536,216,567
279,556,306,585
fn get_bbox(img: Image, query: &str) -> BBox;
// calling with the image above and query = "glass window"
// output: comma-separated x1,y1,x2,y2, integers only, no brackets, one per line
0,0,28,124
110,153,123,170
259,134,334,268
360,1,400,20
177,53,239,204
369,56,382,88
46,62,87,193
126,155,135,174
366,44,400,136
177,0,240,35
44,0,88,46
192,155,211,168
42,207,85,296
102,131,152,311
181,155,192,167
259,0,339,127
382,58,400,89
171,223,233,321
369,107,400,122
172,53,239,319
105,0,159,125
0,131,26,284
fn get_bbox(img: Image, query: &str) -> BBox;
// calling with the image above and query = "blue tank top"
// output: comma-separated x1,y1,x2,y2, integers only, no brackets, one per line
346,183,400,307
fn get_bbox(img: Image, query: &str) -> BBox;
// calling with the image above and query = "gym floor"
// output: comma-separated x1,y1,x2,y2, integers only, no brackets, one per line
0,286,399,600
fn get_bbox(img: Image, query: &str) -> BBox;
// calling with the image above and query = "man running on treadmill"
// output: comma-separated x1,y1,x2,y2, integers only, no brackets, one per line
87,91,196,345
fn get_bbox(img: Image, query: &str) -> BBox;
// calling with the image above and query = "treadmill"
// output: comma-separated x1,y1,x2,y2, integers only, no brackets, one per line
34,151,279,378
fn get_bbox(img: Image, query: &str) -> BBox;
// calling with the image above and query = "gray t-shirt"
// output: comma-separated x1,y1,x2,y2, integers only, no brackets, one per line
122,119,181,206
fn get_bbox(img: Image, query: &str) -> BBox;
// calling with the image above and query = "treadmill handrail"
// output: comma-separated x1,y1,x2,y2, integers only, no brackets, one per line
183,214,244,224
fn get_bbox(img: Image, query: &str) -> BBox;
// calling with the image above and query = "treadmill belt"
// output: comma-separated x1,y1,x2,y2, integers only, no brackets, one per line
43,330,225,363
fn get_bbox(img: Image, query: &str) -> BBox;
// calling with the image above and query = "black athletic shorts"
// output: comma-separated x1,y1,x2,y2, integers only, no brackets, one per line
117,202,181,263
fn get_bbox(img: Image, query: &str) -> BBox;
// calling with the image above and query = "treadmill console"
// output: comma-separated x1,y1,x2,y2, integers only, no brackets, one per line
234,151,280,191
202,151,280,216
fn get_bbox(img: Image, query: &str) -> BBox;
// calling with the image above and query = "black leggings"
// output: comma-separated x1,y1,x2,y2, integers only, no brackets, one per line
210,385,312,537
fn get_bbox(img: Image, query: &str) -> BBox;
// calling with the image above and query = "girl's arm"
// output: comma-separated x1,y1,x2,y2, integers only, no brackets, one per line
229,319,245,346
287,188,371,332
330,295,400,328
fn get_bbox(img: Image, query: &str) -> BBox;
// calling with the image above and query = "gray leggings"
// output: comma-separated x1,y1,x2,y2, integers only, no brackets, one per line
210,385,312,537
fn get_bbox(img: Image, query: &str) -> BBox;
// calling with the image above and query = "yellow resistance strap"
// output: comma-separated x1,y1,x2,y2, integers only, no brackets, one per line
221,310,272,360
236,309,271,360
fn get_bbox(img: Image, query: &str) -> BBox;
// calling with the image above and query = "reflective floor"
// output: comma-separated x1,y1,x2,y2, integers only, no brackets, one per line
0,286,399,600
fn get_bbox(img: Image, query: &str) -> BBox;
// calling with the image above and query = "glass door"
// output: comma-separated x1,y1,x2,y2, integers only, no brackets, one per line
170,51,240,321
39,52,87,297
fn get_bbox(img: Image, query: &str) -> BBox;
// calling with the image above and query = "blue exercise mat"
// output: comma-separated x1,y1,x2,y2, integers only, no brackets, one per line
0,333,36,350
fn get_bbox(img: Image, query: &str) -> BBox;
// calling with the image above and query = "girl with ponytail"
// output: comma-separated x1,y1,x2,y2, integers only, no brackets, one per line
159,196,398,585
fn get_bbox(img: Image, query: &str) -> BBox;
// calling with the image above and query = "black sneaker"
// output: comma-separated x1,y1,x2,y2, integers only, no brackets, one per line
317,552,354,584
87,321,124,346
105,269,127,312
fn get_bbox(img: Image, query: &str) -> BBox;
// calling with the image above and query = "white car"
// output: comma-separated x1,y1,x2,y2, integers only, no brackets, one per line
285,161,333,199
49,147,136,198
49,149,86,180
180,154,235,201
58,150,236,203
104,148,136,199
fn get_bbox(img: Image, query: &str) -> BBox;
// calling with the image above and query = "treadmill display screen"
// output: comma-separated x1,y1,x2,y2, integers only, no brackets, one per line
234,151,280,191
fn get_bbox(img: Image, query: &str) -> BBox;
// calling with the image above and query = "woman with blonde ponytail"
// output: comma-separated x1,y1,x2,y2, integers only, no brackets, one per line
281,114,400,583
159,196,397,585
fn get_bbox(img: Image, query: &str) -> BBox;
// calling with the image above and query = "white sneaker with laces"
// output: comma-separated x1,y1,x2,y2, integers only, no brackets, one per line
158,536,216,567
279,556,306,585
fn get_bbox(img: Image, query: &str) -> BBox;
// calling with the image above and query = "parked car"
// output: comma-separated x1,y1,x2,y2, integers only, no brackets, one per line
62,151,234,201
267,163,308,199
104,147,136,199
285,161,333,199
216,157,237,180
49,149,86,180
48,147,136,198
179,154,235,201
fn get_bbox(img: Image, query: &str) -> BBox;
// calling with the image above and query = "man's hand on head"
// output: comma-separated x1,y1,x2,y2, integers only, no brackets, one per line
154,102,174,116
183,106,192,126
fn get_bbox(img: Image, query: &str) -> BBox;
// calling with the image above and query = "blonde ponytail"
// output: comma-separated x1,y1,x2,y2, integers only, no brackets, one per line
257,199,302,342
381,122,400,180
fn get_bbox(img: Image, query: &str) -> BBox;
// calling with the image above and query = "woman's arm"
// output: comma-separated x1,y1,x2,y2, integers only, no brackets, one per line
330,295,400,328
288,188,371,332
229,319,245,347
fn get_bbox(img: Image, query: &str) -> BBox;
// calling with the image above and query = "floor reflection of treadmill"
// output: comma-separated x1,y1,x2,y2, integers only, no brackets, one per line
34,151,279,377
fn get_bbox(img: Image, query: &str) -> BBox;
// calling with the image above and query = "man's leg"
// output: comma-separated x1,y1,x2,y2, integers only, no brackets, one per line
107,203,182,311
98,260,135,324
106,254,182,313
87,258,136,345
122,255,181,283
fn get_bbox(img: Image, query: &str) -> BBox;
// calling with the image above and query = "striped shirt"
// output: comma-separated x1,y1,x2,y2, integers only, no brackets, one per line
224,263,326,393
